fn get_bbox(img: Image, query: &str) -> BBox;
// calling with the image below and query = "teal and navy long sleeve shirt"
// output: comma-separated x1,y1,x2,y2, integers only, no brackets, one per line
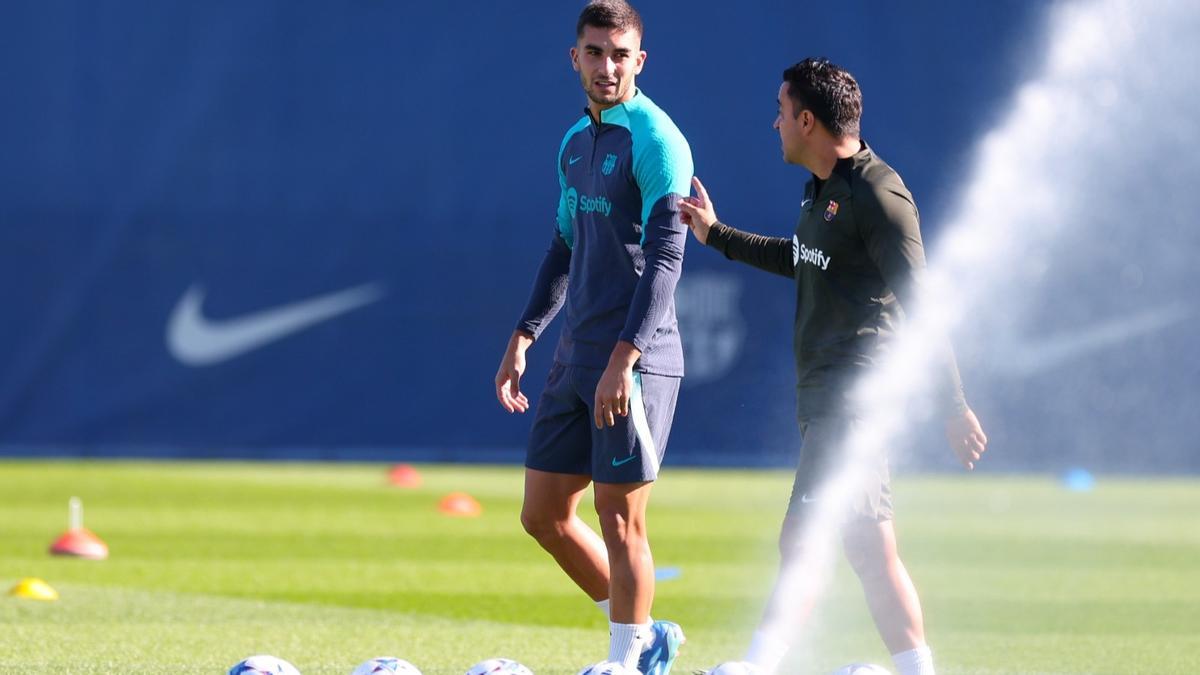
517,90,693,377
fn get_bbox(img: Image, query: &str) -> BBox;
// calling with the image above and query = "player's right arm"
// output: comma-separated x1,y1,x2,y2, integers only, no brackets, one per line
496,329,534,413
496,183,574,413
678,176,794,278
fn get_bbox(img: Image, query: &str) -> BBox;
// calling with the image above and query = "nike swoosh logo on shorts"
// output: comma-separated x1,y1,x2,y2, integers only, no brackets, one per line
166,282,386,366
800,493,819,504
569,155,582,165
612,455,638,467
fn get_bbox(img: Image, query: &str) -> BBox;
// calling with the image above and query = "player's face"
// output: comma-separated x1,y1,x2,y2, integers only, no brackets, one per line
571,26,645,110
774,82,813,164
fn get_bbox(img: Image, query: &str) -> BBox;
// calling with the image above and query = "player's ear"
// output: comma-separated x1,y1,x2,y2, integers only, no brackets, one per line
570,46,580,72
634,50,646,75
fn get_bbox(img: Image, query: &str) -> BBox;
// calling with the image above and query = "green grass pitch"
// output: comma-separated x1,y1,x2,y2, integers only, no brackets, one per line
1,461,1198,674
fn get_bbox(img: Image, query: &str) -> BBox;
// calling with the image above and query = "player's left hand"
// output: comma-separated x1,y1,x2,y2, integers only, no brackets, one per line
594,363,633,429
945,407,988,470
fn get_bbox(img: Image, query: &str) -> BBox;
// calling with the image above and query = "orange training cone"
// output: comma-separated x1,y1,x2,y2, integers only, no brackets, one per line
9,577,58,601
388,464,423,488
438,492,482,517
49,497,108,560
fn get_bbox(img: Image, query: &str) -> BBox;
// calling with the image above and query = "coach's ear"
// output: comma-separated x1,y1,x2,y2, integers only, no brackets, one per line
800,109,818,136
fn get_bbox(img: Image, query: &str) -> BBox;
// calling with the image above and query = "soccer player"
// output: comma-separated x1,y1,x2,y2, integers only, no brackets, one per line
493,2,692,672
676,59,988,675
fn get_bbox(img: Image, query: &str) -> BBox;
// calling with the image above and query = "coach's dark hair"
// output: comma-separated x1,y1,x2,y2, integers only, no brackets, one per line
577,0,644,38
783,58,862,138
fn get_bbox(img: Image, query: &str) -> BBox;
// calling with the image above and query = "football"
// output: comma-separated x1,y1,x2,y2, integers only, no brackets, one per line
828,665,891,675
350,657,424,675
227,655,301,675
576,662,639,675
466,658,534,674
707,662,761,674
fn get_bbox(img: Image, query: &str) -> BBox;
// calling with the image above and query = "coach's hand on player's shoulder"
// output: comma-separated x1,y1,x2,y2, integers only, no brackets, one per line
677,176,718,245
495,331,533,414
945,407,988,470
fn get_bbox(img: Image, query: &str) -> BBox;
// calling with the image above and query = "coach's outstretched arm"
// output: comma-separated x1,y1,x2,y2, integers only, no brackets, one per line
679,177,794,278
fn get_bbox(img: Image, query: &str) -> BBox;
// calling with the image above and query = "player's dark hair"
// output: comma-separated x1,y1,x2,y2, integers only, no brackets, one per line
783,58,862,138
576,0,644,39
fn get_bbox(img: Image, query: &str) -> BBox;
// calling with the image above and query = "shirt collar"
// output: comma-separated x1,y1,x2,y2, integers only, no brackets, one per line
830,139,871,184
586,88,643,126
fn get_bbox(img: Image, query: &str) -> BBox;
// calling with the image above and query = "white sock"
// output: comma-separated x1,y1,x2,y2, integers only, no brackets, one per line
892,645,935,675
744,628,790,674
609,621,652,669
596,598,656,631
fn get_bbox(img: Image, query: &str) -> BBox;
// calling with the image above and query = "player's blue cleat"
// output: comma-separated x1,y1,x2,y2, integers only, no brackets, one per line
638,620,686,675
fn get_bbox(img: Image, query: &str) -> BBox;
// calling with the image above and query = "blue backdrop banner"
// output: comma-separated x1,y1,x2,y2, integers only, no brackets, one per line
7,1,1190,472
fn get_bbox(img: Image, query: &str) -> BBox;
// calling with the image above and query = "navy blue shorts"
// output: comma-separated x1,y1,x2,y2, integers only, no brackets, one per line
786,416,893,524
526,363,680,483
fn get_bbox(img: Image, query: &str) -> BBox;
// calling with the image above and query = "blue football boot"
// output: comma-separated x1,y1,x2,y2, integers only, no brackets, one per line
638,620,686,675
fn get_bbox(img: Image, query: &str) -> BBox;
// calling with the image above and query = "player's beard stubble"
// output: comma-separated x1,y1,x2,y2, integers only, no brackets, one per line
581,72,629,108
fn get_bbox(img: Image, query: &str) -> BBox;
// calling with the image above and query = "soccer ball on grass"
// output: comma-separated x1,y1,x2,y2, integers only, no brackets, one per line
467,658,534,674
577,662,638,675
228,655,301,675
351,656,424,674
828,665,891,675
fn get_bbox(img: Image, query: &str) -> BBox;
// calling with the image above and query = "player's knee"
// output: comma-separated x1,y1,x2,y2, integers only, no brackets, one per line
519,508,566,543
594,504,646,547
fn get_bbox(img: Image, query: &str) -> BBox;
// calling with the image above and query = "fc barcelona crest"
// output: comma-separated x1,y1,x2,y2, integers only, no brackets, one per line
824,200,839,222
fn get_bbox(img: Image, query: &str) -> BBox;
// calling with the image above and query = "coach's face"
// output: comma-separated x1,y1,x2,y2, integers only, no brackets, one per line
774,82,814,164
572,25,645,110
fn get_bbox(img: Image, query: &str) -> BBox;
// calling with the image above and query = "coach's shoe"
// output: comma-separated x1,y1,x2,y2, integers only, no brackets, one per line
638,620,686,675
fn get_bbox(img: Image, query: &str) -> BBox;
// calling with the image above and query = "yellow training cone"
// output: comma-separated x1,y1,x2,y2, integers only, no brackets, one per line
9,577,58,601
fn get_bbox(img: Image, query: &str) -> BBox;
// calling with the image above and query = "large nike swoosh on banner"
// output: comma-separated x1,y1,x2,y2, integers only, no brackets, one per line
988,302,1192,378
166,282,387,366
